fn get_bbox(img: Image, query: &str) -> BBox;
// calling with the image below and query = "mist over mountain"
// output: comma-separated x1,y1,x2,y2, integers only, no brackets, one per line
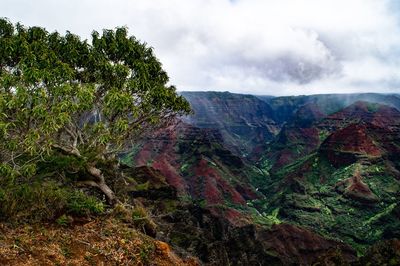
180,91,400,154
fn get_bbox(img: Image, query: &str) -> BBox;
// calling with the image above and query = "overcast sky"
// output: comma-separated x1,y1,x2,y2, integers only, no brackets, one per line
2,0,400,95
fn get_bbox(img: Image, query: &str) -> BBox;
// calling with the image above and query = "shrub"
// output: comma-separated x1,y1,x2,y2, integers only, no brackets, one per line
0,181,104,223
132,205,157,237
66,190,105,216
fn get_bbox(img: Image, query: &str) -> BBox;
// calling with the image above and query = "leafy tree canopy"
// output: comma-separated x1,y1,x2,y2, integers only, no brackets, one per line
0,18,191,202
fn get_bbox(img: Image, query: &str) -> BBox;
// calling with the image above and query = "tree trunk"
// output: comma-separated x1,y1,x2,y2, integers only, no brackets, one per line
52,144,117,204
97,180,116,204
86,165,116,204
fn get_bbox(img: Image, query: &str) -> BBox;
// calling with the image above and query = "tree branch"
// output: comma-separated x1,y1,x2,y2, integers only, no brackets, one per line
51,143,82,157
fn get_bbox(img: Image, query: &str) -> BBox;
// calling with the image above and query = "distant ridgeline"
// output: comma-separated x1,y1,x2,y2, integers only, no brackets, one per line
181,91,400,157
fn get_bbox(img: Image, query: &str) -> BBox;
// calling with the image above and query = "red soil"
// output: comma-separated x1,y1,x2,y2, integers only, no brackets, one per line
347,170,372,195
275,149,294,168
135,123,188,194
193,158,246,205
234,185,259,200
152,156,187,193
323,123,382,156
224,208,244,225
135,142,153,165
371,105,400,129
208,206,248,226
271,126,320,169
336,166,378,202
135,121,254,207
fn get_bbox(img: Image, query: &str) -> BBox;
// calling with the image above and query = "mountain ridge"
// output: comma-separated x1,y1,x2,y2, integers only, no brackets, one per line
125,91,400,263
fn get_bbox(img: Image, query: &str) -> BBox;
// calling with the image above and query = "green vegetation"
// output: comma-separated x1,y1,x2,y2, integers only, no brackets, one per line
0,18,190,204
131,205,157,235
0,181,104,223
364,203,397,226
250,206,282,227
263,157,399,254
318,129,330,142
0,15,194,261
119,144,142,166
276,152,317,177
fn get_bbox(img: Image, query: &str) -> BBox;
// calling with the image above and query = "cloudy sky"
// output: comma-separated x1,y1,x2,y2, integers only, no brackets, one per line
3,0,400,95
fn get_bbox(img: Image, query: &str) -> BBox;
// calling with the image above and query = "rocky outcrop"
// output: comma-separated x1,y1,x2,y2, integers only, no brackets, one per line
121,164,360,265
256,101,400,255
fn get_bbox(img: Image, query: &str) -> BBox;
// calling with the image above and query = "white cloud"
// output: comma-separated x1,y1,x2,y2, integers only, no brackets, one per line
2,0,400,95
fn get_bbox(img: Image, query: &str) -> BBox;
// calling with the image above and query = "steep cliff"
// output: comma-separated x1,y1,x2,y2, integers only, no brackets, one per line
181,91,279,156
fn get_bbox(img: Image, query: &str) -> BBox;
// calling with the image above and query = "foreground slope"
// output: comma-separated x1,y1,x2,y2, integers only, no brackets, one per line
0,218,196,266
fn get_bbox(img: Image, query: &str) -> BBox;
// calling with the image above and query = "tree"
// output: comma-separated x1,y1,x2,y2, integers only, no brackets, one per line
0,18,191,203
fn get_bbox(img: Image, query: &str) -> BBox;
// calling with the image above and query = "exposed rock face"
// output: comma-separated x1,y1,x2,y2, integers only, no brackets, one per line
130,121,263,209
290,102,326,127
257,101,400,170
266,126,321,169
181,91,279,155
318,100,400,163
124,165,358,265
181,92,400,167
320,123,382,167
